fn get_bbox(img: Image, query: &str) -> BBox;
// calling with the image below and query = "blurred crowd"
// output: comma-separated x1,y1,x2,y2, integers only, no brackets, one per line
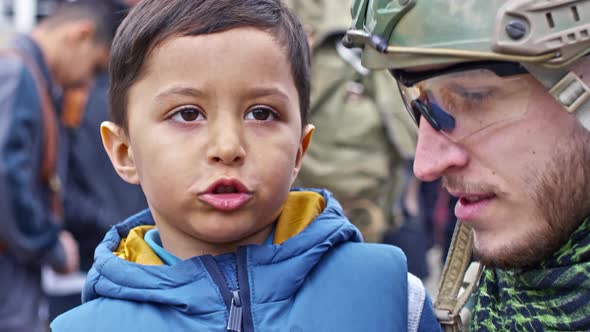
0,0,457,330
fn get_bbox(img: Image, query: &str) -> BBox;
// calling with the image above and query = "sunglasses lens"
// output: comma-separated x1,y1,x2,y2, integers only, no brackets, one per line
427,100,455,131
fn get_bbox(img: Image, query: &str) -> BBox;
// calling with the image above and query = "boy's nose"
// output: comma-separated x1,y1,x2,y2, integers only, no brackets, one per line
207,123,246,166
413,118,469,182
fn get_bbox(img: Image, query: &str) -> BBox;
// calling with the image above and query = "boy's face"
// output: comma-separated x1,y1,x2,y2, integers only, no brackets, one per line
102,27,313,258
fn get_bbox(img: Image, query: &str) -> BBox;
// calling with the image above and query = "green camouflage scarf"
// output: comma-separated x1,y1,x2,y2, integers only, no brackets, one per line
470,218,590,331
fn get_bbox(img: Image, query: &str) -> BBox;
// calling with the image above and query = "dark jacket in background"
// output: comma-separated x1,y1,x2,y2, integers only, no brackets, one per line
0,34,69,332
64,71,147,272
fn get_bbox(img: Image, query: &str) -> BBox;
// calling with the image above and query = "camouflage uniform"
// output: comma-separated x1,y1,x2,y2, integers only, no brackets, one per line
288,0,416,242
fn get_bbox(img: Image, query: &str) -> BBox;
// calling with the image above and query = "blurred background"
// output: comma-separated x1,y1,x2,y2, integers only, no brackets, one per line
1,0,58,38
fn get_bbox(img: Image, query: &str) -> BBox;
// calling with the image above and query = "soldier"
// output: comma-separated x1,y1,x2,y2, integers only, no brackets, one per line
346,0,590,330
286,0,417,243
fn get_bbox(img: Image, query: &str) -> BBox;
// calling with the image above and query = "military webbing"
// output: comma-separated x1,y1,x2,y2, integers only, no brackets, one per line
0,49,63,219
434,221,481,332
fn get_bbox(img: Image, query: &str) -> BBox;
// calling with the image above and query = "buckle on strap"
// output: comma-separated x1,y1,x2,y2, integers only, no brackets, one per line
435,309,463,332
435,262,483,332
549,71,590,114
48,174,62,193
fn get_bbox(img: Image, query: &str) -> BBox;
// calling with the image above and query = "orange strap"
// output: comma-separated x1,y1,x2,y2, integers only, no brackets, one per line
62,85,90,128
0,49,63,219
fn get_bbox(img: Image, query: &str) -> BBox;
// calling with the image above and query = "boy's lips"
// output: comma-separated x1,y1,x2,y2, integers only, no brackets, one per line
198,178,253,211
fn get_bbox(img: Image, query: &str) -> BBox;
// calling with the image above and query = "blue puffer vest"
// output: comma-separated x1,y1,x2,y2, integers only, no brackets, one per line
52,189,409,331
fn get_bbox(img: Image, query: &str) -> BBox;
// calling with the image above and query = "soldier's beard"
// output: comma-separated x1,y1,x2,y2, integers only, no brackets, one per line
472,128,590,269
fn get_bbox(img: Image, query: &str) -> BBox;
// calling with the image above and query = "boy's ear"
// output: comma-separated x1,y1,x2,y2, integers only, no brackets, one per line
291,124,315,182
100,121,140,184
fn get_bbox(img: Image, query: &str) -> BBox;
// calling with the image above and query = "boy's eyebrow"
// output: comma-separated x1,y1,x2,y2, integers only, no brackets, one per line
154,86,289,100
243,87,290,102
155,86,205,100
153,86,292,107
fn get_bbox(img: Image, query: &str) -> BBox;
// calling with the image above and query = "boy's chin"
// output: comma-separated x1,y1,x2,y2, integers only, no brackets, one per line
195,224,274,247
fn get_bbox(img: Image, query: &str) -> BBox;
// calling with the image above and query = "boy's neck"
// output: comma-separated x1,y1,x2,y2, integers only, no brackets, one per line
156,220,276,258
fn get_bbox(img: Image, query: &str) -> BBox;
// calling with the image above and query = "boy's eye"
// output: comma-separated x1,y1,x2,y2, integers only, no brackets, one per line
245,107,277,121
171,107,205,123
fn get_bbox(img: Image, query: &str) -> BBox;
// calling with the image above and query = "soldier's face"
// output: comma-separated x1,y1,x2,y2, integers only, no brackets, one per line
412,71,590,269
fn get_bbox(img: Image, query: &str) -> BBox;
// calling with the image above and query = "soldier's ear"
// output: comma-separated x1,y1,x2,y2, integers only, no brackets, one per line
100,121,140,184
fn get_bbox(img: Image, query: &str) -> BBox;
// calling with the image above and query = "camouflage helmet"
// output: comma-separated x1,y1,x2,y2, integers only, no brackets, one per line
345,0,590,129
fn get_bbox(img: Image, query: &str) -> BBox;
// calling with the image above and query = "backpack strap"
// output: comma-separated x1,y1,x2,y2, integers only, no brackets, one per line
0,48,63,219
62,85,90,128
434,221,482,331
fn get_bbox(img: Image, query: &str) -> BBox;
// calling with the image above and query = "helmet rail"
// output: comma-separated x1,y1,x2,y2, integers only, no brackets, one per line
345,30,560,66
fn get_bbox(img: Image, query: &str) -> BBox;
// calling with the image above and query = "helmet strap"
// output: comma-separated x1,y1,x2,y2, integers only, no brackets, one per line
525,64,590,130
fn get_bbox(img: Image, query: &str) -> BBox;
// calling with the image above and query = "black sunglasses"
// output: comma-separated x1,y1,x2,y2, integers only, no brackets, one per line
390,61,529,87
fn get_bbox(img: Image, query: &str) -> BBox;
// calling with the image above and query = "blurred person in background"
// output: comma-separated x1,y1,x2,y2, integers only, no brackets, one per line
0,1,115,331
286,0,417,243
385,162,438,280
46,0,147,320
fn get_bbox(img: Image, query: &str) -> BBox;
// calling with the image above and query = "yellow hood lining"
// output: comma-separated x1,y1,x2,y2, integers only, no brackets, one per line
113,191,326,265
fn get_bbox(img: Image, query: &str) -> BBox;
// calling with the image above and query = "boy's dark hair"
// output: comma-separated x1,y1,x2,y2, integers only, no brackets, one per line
109,0,311,133
39,0,119,45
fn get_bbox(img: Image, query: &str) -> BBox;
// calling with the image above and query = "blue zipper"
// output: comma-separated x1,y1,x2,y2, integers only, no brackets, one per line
200,249,253,332
227,290,243,332
236,248,253,331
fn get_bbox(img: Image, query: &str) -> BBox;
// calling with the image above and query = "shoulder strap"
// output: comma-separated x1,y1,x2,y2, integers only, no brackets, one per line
0,48,63,218
62,85,90,128
434,221,482,331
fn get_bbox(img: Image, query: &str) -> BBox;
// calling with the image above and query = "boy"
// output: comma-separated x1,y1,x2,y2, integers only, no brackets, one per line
52,0,440,331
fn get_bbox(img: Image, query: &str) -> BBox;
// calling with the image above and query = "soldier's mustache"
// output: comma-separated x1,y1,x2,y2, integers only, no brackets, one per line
442,176,503,196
